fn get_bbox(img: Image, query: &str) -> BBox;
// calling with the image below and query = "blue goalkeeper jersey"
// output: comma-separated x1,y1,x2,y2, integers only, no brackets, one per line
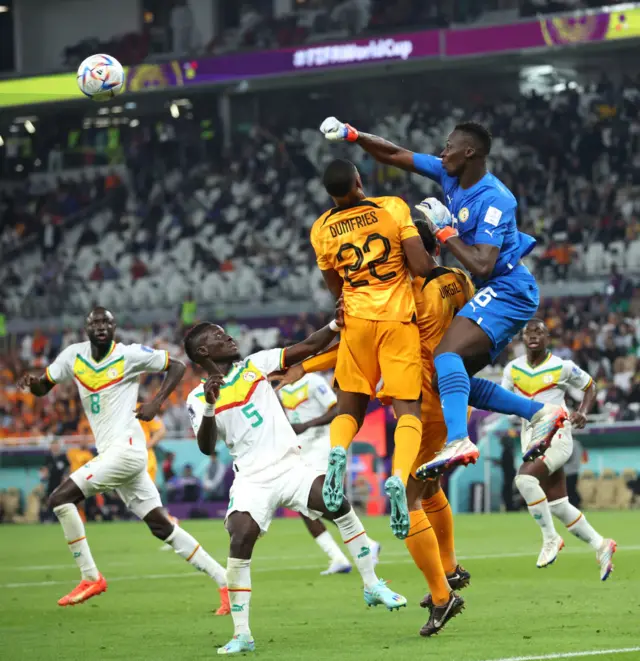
412,153,536,286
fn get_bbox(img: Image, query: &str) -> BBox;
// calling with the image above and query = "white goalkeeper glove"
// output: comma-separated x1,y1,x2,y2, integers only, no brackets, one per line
320,116,359,143
415,197,458,243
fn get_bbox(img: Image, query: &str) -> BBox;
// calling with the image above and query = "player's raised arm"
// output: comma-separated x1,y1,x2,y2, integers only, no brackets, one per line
320,117,416,172
196,374,224,456
283,321,342,369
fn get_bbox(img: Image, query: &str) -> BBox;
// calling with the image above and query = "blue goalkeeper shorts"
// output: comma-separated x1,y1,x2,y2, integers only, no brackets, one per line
458,265,539,362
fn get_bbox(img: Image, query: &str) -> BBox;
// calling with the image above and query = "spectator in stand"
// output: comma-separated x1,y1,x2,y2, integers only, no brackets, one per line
170,0,195,55
163,451,176,482
89,262,104,282
131,256,149,280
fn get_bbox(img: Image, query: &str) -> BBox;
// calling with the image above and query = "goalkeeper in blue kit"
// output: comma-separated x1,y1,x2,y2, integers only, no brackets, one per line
320,117,567,477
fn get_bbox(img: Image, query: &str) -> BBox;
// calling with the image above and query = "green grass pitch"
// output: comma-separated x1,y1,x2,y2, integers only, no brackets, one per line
1,511,638,661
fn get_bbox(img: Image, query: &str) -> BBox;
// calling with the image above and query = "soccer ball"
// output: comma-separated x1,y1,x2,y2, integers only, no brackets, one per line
77,54,125,102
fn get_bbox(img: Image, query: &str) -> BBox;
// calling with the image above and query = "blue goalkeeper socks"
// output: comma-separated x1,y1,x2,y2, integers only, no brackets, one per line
469,377,543,421
434,352,470,443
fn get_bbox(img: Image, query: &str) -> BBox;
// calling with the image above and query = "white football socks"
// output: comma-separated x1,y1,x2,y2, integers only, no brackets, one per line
315,531,350,565
227,558,252,636
53,503,99,581
334,508,377,588
514,475,557,542
164,526,227,587
549,497,604,550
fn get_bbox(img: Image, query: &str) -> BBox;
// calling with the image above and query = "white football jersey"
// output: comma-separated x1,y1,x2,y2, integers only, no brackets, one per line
502,352,592,434
46,341,169,454
278,373,337,446
186,348,299,475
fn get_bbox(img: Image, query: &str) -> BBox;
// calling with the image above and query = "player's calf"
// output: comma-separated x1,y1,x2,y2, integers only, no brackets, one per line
145,508,229,612
310,480,407,610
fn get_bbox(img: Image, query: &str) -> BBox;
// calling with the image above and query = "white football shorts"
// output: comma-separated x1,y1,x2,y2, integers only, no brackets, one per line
299,429,331,474
70,444,162,519
225,452,324,534
521,421,573,475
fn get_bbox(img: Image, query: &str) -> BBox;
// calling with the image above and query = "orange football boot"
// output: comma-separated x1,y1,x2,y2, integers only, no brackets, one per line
58,573,107,607
215,587,231,616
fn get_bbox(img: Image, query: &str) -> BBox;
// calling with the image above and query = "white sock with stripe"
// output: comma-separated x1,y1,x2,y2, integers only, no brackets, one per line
334,508,377,588
164,526,227,587
53,503,99,581
315,530,350,565
549,497,604,550
514,474,557,542
227,558,252,636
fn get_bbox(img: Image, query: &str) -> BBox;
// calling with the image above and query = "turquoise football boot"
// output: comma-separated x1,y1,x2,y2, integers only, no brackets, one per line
364,579,407,611
384,476,410,539
217,634,255,655
323,446,347,512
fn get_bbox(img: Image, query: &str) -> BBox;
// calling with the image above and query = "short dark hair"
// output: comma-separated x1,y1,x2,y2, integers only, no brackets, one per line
183,322,211,362
415,220,437,255
455,121,492,156
323,159,357,197
524,317,548,331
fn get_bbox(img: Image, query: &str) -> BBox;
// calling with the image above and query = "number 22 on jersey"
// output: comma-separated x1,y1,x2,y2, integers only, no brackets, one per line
337,233,395,287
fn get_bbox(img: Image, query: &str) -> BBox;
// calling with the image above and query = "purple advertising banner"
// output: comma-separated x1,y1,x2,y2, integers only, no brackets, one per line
126,31,440,93
124,8,637,93
446,9,630,57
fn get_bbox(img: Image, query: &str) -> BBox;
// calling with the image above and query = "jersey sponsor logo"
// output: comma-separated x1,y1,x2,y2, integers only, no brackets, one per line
318,385,328,395
107,367,119,379
484,206,502,227
484,229,495,238
458,207,469,222
572,365,581,376
141,345,154,353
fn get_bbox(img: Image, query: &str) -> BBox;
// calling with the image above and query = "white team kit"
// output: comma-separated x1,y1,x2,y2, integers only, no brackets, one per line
46,340,169,518
278,373,337,472
186,348,324,533
501,353,593,473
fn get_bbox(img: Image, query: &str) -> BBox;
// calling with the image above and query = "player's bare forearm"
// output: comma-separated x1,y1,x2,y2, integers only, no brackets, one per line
579,381,597,418
197,417,217,456
150,358,185,407
302,344,339,373
355,132,416,171
18,373,55,397
285,325,340,367
445,240,499,280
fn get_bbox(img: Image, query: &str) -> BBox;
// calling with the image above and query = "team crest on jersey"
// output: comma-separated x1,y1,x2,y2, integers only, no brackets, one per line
544,374,554,384
107,367,119,379
458,207,469,223
243,371,257,383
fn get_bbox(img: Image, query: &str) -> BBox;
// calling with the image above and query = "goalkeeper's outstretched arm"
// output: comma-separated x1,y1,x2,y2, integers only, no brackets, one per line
320,116,417,172
355,132,418,173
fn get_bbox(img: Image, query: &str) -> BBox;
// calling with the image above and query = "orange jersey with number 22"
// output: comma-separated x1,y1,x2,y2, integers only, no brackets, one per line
310,196,418,322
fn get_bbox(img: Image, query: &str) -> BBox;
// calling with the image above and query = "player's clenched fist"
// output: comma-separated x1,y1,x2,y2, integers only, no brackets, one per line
320,117,359,142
